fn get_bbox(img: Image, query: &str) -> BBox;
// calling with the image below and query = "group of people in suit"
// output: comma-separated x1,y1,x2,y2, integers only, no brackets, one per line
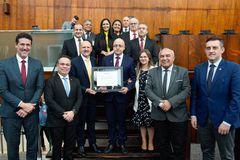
0,16,240,160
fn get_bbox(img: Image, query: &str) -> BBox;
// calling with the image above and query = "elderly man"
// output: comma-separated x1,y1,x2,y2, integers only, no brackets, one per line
129,23,159,65
145,48,191,160
62,24,84,58
101,38,136,154
70,40,101,156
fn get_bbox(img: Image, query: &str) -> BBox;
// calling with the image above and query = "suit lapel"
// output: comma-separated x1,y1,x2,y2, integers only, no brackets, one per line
209,60,224,92
200,62,208,92
167,65,177,93
71,38,78,57
56,74,68,97
79,56,89,81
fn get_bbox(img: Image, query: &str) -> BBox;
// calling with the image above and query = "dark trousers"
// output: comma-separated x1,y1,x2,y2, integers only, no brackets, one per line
105,99,127,145
77,96,96,146
50,125,76,160
235,128,240,160
154,120,188,160
2,113,39,160
198,120,235,160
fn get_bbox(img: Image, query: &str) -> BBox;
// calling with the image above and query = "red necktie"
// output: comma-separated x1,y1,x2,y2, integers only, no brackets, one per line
140,38,144,50
133,32,137,39
115,56,120,67
21,60,26,86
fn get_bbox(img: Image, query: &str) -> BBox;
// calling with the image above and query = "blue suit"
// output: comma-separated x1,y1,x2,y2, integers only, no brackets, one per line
191,59,240,159
101,54,136,145
0,56,44,160
70,55,98,146
191,59,240,128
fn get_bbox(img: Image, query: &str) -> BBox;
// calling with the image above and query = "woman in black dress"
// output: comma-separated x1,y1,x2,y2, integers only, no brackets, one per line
132,49,155,152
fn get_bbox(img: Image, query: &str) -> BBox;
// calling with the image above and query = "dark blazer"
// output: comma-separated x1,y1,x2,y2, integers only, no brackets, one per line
190,59,240,128
94,33,115,65
70,56,96,105
101,54,136,103
129,37,159,65
120,32,131,55
83,32,96,46
145,65,191,122
44,74,82,127
62,38,78,58
0,56,44,118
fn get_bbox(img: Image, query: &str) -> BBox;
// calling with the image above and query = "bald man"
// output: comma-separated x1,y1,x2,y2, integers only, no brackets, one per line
145,48,191,160
101,38,136,154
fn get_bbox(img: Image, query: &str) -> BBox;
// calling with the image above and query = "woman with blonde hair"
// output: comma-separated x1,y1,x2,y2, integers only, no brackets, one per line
132,49,155,152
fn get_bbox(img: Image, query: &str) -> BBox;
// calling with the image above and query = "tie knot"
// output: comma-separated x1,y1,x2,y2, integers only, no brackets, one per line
133,33,136,35
116,56,120,59
164,69,168,72
140,38,144,41
210,64,215,68
21,60,26,63
62,77,68,80
78,38,81,42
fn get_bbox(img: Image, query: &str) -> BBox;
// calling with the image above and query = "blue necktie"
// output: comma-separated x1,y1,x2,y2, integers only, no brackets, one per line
62,77,70,96
207,64,215,90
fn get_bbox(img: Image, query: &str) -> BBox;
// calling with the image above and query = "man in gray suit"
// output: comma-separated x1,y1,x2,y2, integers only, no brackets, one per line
0,32,45,160
145,48,191,160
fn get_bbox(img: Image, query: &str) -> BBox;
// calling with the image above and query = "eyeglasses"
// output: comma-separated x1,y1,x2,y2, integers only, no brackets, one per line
113,44,124,48
130,23,138,25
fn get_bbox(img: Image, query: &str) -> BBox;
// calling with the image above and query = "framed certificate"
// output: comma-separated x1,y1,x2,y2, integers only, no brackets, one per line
92,66,123,92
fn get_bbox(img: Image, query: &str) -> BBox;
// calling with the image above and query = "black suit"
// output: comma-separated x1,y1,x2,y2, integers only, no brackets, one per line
83,32,96,46
70,55,98,146
62,38,78,59
44,74,82,160
120,32,131,55
129,37,159,65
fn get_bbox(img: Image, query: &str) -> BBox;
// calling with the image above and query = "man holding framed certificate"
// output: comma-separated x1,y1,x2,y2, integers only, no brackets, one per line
101,38,136,154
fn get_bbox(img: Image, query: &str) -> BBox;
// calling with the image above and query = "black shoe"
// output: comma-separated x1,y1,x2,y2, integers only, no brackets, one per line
78,146,86,157
104,144,115,153
90,143,102,153
120,145,128,154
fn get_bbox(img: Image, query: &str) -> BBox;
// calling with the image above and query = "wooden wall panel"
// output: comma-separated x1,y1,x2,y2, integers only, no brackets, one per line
1,0,240,38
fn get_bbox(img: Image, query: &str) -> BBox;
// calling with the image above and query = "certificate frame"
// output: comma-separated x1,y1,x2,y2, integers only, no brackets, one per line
92,66,123,92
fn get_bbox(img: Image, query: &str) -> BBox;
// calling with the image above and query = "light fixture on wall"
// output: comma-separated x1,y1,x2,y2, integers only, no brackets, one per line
3,0,10,15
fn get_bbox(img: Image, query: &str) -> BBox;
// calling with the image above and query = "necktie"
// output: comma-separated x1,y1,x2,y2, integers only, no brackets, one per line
207,64,215,90
85,59,92,88
140,38,144,50
115,56,120,67
162,69,168,97
21,60,26,87
62,77,70,96
125,28,127,32
133,32,137,39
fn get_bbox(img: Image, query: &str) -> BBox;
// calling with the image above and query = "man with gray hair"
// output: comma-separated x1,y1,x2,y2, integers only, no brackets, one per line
146,48,191,160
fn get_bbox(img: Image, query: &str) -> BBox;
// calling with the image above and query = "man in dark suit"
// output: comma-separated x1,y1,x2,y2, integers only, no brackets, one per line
191,37,240,160
82,19,96,47
0,32,45,160
129,23,159,65
101,38,136,154
121,17,139,55
70,40,101,156
44,55,82,160
62,24,84,58
145,48,191,160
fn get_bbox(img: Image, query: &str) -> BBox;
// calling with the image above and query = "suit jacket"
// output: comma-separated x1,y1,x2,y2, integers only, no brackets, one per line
0,56,45,118
120,32,131,55
62,38,78,58
190,59,240,128
145,65,191,122
44,74,82,127
129,37,159,65
83,32,96,46
101,54,136,103
70,56,97,106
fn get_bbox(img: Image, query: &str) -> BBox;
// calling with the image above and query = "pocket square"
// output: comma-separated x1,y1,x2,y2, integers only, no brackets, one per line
176,80,183,82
